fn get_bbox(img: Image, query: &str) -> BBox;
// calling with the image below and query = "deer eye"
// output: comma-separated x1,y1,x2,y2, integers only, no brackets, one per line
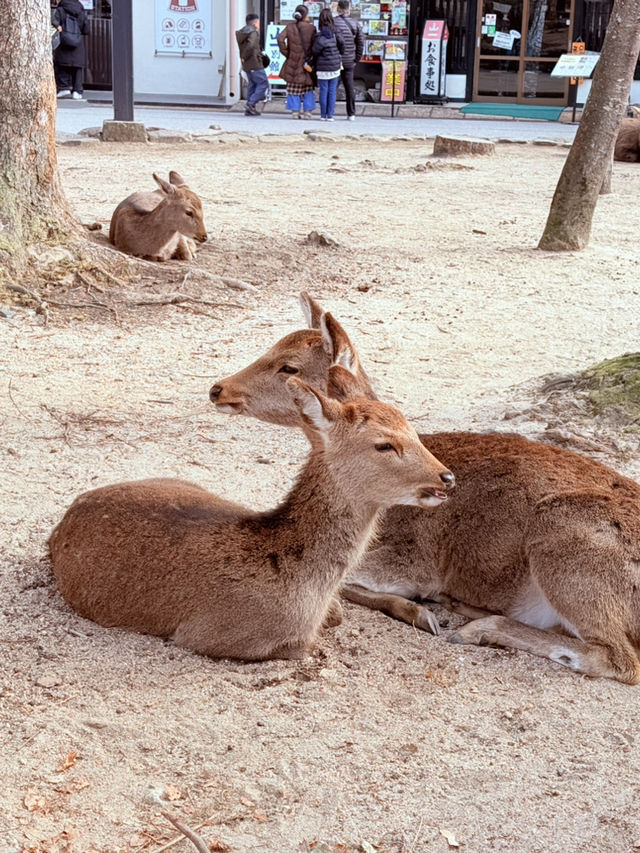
278,365,299,374
375,443,395,452
185,210,194,217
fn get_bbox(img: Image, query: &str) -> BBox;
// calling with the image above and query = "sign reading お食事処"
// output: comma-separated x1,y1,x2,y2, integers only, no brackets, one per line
420,20,448,99
156,0,212,55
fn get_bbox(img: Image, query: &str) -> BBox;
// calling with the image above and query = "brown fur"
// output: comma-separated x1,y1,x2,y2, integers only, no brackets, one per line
49,381,452,662
109,171,207,261
209,293,640,683
614,118,640,163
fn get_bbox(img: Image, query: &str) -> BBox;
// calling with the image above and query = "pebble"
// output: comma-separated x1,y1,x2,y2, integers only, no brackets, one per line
35,673,61,688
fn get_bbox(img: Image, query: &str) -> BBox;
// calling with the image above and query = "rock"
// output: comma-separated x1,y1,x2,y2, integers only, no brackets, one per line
83,718,109,729
305,230,339,248
142,784,165,805
147,129,194,144
78,126,102,138
35,673,61,688
56,133,101,147
433,135,495,157
101,120,148,142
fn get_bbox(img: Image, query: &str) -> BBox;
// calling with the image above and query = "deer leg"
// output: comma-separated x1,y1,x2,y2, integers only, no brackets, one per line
323,595,343,629
429,593,495,621
342,583,440,635
173,235,196,260
449,615,640,684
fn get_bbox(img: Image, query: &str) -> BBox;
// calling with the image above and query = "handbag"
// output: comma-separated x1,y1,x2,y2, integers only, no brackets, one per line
51,25,61,51
261,51,270,69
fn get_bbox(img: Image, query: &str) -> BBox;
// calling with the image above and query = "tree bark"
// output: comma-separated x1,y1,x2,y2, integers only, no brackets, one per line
538,0,640,251
0,0,78,277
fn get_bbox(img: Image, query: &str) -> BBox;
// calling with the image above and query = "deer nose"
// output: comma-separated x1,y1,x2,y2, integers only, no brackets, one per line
440,470,455,487
209,384,222,402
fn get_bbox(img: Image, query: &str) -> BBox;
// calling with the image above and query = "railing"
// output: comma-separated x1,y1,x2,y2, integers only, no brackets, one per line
85,16,112,89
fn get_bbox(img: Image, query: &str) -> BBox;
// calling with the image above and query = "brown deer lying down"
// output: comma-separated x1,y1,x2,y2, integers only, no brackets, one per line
109,171,207,261
49,379,453,662
209,293,640,683
614,118,640,162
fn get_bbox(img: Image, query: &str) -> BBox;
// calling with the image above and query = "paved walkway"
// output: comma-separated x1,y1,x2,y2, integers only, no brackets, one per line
56,99,578,142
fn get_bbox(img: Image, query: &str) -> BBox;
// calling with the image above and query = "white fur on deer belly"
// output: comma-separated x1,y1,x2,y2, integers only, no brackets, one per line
509,580,581,637
159,233,181,257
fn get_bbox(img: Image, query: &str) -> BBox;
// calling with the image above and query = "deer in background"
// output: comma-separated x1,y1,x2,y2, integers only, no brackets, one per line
209,293,640,684
109,171,207,261
49,379,453,662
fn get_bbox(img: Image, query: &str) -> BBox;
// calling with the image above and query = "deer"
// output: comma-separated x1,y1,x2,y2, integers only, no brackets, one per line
49,378,454,662
209,293,640,684
109,171,208,261
614,117,640,162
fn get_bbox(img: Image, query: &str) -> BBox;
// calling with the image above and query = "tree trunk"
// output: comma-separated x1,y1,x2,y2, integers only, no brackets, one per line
538,0,640,251
0,0,79,278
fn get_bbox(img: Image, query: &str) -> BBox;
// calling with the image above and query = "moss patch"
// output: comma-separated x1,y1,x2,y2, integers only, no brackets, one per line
578,353,640,428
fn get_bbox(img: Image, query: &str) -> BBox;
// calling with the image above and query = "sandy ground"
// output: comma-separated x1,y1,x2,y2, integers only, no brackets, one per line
2,135,640,853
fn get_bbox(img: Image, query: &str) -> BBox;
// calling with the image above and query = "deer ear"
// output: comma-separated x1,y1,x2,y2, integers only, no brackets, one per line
153,173,175,195
321,312,359,372
169,170,187,187
286,377,337,435
299,292,325,329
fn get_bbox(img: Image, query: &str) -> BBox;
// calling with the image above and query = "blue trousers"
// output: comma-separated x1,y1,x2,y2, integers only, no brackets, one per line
247,69,269,107
286,90,316,113
318,77,338,118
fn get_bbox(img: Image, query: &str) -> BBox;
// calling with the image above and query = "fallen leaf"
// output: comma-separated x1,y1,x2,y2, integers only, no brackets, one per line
253,810,269,822
57,751,78,772
209,841,232,852
163,785,181,801
440,828,460,848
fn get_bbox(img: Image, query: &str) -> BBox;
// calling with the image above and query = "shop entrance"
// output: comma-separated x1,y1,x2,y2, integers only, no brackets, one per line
473,0,574,103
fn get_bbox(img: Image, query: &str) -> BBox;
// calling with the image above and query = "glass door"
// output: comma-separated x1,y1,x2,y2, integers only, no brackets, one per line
473,0,573,103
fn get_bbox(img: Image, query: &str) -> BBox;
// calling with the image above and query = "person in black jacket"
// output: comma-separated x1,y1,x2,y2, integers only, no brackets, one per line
235,14,269,116
333,0,364,121
52,0,90,100
312,9,344,121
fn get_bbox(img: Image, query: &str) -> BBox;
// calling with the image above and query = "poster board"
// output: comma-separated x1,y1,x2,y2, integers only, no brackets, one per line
155,0,212,55
551,52,600,78
265,23,287,85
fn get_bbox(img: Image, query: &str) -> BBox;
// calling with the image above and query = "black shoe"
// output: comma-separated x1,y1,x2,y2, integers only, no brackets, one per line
245,104,259,116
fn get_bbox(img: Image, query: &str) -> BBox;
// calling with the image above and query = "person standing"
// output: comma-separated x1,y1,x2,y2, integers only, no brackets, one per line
52,0,90,100
277,5,317,119
333,0,364,121
312,9,344,121
235,13,269,116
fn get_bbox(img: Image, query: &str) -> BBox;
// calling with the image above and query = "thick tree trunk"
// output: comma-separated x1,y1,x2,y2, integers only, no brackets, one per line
0,0,77,277
538,0,640,250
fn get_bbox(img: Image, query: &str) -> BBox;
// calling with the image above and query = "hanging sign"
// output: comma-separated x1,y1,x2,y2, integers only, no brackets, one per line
419,20,448,99
155,0,212,54
380,60,407,102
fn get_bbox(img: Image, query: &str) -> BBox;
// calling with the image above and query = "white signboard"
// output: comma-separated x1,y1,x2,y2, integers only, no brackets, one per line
420,20,448,98
551,51,600,78
492,30,514,50
155,0,212,55
265,23,286,85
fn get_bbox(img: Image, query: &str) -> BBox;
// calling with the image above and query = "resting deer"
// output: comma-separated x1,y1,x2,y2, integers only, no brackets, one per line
109,171,207,261
49,379,453,662
209,293,640,684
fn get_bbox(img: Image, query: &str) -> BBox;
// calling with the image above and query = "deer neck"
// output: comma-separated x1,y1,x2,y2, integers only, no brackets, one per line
260,453,381,588
147,198,180,240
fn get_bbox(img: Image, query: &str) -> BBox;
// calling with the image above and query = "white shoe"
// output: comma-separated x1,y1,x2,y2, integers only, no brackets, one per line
57,89,71,98
326,117,334,121
72,91,83,100
347,115,355,121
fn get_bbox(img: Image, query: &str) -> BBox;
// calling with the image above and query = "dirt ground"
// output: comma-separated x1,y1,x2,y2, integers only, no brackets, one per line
2,134,640,853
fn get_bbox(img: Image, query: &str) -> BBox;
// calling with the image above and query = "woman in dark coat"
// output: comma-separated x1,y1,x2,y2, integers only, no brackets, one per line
277,5,317,119
52,0,90,100
312,8,344,121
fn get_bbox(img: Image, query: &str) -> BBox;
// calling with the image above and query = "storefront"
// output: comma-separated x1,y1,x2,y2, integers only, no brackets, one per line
77,0,639,106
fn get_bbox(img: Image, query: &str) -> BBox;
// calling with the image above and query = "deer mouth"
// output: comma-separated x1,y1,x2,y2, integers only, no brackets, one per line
417,487,449,507
215,400,244,415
